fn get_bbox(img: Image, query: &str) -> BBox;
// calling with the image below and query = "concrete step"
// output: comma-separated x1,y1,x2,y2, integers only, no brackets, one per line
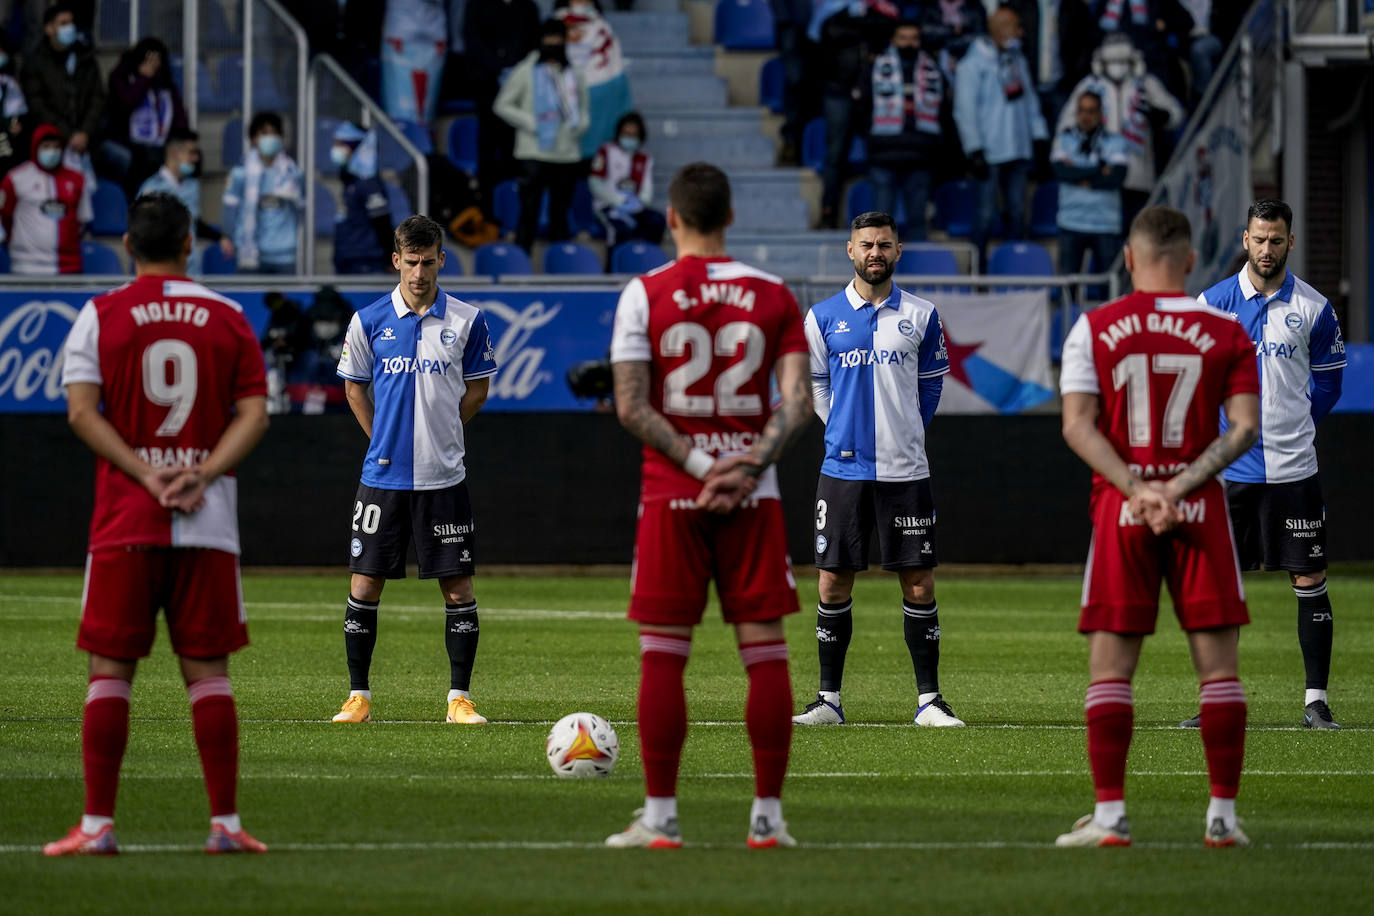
651,133,775,172
604,12,695,52
630,0,685,12
642,108,765,139
624,49,716,77
631,74,729,108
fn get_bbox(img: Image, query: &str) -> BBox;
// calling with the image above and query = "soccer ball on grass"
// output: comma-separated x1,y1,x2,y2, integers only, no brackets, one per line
546,712,618,778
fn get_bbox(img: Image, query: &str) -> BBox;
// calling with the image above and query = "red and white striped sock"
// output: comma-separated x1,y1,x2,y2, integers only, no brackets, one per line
1085,679,1133,810
187,675,239,817
81,676,131,821
637,633,692,800
740,640,792,800
1199,678,1246,800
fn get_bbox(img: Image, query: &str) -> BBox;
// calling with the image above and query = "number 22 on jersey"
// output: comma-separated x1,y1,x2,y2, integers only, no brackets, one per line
659,320,765,417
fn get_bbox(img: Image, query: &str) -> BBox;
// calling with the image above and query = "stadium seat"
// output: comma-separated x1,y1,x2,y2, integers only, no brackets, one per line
846,179,873,224
492,179,522,236
1030,181,1059,238
216,56,290,111
314,183,337,237
89,181,129,236
567,180,604,238
446,117,479,174
80,241,123,274
610,241,669,274
200,242,237,274
195,58,228,113
378,121,434,174
473,242,533,278
801,117,867,174
222,117,243,169
439,247,463,275
988,241,1055,294
713,0,776,50
384,183,412,227
543,241,602,275
933,180,979,238
758,56,784,114
896,245,959,277
1049,303,1083,362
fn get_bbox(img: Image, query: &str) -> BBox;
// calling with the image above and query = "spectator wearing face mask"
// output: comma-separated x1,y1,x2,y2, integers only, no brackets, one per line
136,127,225,250
20,4,104,164
588,111,664,253
1051,90,1128,299
493,18,589,254
0,34,29,180
329,122,395,275
221,112,303,274
0,123,91,275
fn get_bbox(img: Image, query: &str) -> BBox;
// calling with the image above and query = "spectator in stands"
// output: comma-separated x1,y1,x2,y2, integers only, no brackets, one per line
464,0,542,202
555,0,631,162
1090,0,1193,84
810,0,902,229
863,19,954,241
771,0,818,166
382,0,448,125
589,111,665,253
221,112,303,274
918,0,986,71
329,122,396,275
104,37,188,197
1058,34,1184,229
1180,0,1223,103
20,4,104,169
0,34,29,180
1052,90,1128,299
0,123,91,275
493,18,589,253
953,6,1047,260
136,127,226,253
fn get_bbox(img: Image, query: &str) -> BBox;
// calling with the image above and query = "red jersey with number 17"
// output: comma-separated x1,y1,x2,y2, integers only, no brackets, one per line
60,275,267,554
1059,291,1258,495
609,255,808,502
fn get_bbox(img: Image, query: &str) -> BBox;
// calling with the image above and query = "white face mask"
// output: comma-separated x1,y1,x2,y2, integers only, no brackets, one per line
1105,61,1130,82
330,145,351,167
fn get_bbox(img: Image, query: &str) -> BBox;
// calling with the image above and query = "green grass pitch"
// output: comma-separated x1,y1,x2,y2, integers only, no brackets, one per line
1,569,1371,914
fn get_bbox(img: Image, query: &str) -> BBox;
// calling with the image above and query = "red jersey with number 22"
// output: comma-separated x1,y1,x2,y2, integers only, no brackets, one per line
60,275,267,553
1060,291,1258,498
609,255,807,502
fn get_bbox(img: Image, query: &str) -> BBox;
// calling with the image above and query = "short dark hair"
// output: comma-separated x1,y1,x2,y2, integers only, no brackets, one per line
166,126,198,148
43,3,74,26
248,111,283,139
851,210,899,235
1128,205,1191,264
540,17,567,39
615,111,647,144
127,192,191,264
1247,198,1292,232
1078,90,1104,109
668,163,731,234
394,215,444,254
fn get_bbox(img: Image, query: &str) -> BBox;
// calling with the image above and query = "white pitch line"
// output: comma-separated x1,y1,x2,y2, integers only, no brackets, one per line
7,769,1369,781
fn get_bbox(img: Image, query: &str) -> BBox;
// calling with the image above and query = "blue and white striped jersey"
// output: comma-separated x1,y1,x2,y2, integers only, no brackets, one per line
1197,269,1346,484
338,286,498,490
804,281,949,482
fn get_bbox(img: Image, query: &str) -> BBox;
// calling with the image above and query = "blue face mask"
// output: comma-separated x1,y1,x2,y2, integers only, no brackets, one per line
37,147,62,170
256,135,282,158
178,160,197,178
55,23,77,48
330,145,351,167
617,136,641,153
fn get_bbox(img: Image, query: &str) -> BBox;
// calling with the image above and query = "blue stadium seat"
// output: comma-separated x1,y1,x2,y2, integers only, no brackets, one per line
543,241,602,275
474,242,533,278
216,56,290,111
801,117,866,173
988,241,1055,294
384,183,412,227
80,241,123,274
90,181,129,236
196,58,229,113
1030,181,1059,238
201,243,237,274
759,56,784,114
378,121,434,174
610,241,669,274
567,180,604,238
1049,303,1083,362
446,117,479,174
897,246,959,277
846,179,874,224
933,179,979,238
492,179,522,236
222,117,243,169
439,247,463,275
713,0,776,50
315,184,337,237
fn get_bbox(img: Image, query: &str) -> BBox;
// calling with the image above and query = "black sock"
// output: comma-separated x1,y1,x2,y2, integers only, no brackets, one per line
903,599,940,696
816,600,853,693
1295,581,1333,690
344,596,379,691
445,601,480,692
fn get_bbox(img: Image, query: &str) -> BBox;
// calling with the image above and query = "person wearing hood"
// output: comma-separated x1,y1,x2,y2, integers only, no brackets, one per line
0,123,91,275
19,4,104,163
329,122,396,275
137,127,225,251
105,36,189,197
221,111,303,274
953,6,1047,262
0,33,29,179
493,18,589,254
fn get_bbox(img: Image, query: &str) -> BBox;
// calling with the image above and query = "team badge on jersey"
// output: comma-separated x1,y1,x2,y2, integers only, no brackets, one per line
440,328,458,346
1285,313,1303,330
897,319,915,336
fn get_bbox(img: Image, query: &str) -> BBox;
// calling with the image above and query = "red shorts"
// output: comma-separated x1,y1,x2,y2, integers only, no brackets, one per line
1080,480,1250,635
78,547,249,659
629,497,799,626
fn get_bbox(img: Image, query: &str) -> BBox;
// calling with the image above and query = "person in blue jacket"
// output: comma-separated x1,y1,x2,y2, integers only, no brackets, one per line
329,122,395,275
221,111,302,274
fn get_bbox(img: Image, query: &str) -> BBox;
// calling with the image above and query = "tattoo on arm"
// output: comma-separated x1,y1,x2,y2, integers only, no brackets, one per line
613,361,689,465
746,355,813,476
1169,425,1251,498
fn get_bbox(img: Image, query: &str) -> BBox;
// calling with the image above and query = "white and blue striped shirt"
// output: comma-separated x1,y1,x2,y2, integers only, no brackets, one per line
1197,268,1345,484
338,286,498,490
805,281,949,482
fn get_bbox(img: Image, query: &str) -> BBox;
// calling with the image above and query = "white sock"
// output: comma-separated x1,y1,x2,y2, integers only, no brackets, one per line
1305,688,1327,706
211,813,242,834
918,692,939,707
819,690,841,706
1205,797,1236,832
350,689,371,700
643,796,677,828
448,689,470,702
80,814,113,835
1093,800,1126,829
750,796,783,828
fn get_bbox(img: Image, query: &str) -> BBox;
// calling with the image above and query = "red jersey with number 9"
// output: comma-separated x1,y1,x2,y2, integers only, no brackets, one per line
1060,291,1258,496
60,275,267,553
609,255,808,502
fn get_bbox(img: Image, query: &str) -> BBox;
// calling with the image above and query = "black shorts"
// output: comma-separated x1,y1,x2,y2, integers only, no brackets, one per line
813,474,938,572
348,481,476,580
1225,475,1327,574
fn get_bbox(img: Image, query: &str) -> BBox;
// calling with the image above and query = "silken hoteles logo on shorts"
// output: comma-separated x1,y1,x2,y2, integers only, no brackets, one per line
0,299,82,410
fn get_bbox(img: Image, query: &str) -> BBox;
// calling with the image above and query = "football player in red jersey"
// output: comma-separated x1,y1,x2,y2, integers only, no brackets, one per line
605,162,814,849
48,192,270,856
1056,206,1261,848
